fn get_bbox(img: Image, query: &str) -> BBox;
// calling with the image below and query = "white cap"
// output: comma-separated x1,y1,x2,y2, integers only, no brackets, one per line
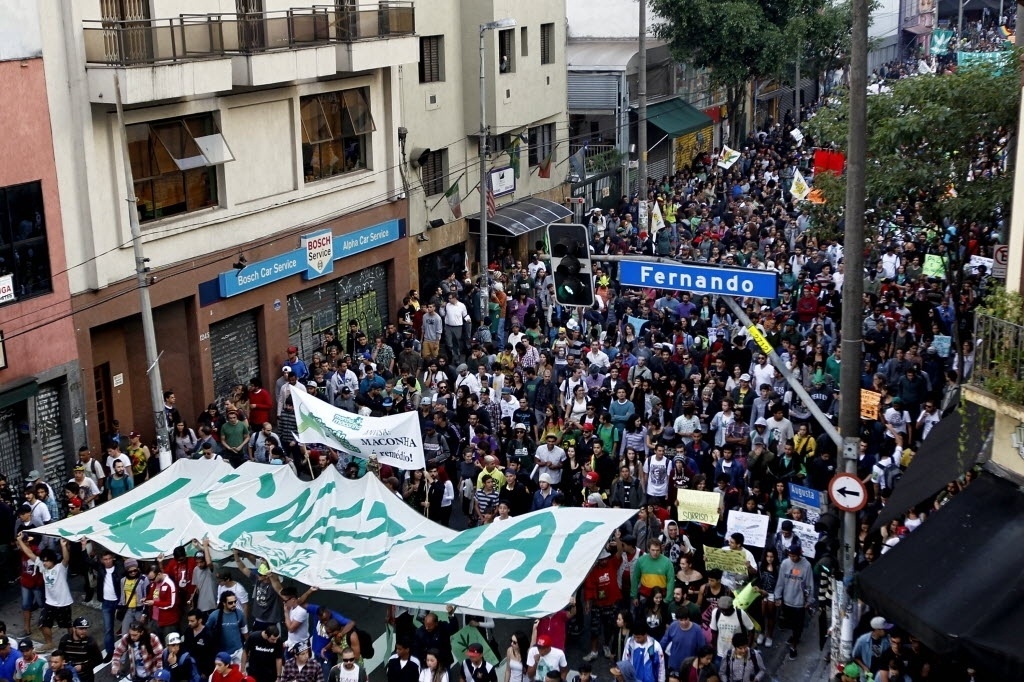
739,373,752,382
165,633,183,646
539,473,553,484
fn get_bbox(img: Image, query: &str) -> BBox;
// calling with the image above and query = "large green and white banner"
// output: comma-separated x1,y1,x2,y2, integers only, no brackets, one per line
291,387,425,470
38,460,633,618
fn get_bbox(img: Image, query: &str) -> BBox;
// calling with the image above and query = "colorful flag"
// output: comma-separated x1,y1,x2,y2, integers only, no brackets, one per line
813,149,845,175
444,174,463,219
510,138,522,179
717,145,741,169
569,144,588,178
485,177,496,219
538,150,554,178
790,169,811,201
651,200,665,231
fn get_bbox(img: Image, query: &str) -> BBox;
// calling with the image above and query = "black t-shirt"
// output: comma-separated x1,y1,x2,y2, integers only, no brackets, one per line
184,625,216,677
244,632,284,682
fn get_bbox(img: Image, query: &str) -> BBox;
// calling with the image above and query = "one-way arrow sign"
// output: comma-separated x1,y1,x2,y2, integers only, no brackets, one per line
828,473,868,512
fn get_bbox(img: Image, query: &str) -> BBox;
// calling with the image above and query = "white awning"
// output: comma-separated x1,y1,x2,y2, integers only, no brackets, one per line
567,40,663,72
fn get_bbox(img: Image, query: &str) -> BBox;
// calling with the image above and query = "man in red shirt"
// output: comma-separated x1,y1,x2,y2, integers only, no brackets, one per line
163,547,197,612
581,545,623,661
248,378,274,432
146,559,179,638
535,597,576,653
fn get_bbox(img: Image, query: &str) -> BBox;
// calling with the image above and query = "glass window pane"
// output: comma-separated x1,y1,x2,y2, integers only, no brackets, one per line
150,173,188,219
300,97,334,145
342,89,375,136
5,183,45,243
152,121,207,171
184,168,216,211
194,134,235,164
320,93,343,137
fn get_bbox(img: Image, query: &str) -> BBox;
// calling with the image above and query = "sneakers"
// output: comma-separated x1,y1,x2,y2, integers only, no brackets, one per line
583,651,599,662
765,637,774,648
788,646,798,661
602,646,613,659
756,633,765,645
85,599,102,610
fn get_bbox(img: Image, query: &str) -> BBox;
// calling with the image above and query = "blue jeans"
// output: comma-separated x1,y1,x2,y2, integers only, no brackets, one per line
102,599,118,654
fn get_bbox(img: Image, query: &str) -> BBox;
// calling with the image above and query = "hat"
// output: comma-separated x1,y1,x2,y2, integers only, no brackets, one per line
781,520,794,531
514,423,526,431
215,652,233,665
582,423,594,432
585,471,600,483
292,641,311,655
538,473,553,484
73,616,90,628
307,381,318,388
466,643,484,654
739,373,751,382
341,386,352,394
787,544,803,556
18,640,33,651
154,671,172,682
585,493,604,507
194,550,205,558
124,559,139,569
457,363,469,373
891,397,903,405
130,431,142,439
257,563,271,576
17,503,31,515
73,464,85,472
536,635,552,648
281,365,293,373
287,345,298,353
870,616,894,630
165,632,183,646
25,469,41,481
0,636,8,648
718,596,734,610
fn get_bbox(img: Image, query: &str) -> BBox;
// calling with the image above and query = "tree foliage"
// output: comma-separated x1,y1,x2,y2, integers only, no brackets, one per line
805,57,1021,227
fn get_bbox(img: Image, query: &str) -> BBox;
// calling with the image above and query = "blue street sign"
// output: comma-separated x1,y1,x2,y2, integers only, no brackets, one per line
619,261,778,299
789,483,823,510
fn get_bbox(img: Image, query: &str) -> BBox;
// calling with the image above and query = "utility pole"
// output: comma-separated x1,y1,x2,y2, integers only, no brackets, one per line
958,0,965,43
112,73,170,466
839,0,869,665
637,0,648,202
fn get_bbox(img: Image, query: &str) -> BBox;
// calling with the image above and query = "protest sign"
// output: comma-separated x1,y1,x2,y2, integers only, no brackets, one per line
791,519,818,559
676,489,721,525
860,389,881,420
725,510,770,548
923,254,948,278
703,546,751,574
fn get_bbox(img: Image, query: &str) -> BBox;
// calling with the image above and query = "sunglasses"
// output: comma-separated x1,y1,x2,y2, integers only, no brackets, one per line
226,600,237,605
342,659,356,663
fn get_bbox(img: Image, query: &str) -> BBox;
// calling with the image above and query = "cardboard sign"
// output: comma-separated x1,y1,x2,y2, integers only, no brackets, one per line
676,489,722,525
704,546,751,574
860,389,881,420
791,519,819,559
725,510,770,548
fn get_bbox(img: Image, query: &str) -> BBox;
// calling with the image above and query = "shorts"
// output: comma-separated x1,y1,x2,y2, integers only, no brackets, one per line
21,586,44,612
40,603,73,629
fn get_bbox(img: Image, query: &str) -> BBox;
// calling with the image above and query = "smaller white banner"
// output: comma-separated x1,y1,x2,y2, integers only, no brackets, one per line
726,510,770,548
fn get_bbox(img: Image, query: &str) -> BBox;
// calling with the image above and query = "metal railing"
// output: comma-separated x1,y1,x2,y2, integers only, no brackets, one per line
969,313,1024,402
83,3,415,66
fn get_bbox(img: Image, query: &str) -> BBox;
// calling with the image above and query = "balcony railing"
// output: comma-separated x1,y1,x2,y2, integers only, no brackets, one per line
969,313,1024,405
84,3,415,66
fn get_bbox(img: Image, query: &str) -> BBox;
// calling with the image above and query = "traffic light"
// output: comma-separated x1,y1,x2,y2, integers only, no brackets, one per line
548,223,594,307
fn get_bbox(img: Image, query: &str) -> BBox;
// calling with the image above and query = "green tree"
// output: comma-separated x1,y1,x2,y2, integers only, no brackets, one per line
650,0,851,143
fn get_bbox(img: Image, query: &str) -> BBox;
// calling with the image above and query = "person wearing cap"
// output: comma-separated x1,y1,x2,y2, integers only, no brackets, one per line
852,617,893,676
716,632,764,682
163,630,202,682
460,641,496,682
75,446,106,497
125,431,152,486
111,622,165,679
531,473,555,512
211,651,244,682
58,617,101,682
15,639,45,682
284,346,309,382
69,465,100,510
0,635,22,682
774,543,814,661
525,635,567,682
708,594,754,662
231,549,284,633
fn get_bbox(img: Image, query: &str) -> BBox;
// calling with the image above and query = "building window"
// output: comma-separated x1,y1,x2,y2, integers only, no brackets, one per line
419,35,444,83
528,123,555,166
300,88,376,183
499,28,515,73
127,113,232,224
541,23,555,65
0,180,53,303
421,149,447,197
520,27,528,57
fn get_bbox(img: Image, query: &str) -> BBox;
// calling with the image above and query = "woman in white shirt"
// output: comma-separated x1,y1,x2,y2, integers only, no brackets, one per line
504,631,531,682
418,650,449,682
567,385,590,424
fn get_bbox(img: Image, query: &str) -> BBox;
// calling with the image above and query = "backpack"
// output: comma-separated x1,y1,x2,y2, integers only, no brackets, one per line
721,649,761,682
349,627,375,659
713,607,750,640
880,460,903,491
655,228,673,256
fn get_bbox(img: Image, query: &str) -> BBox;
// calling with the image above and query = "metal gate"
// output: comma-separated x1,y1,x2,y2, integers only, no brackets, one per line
288,283,340,361
0,408,21,481
571,168,622,211
337,263,390,343
36,385,67,486
210,311,261,408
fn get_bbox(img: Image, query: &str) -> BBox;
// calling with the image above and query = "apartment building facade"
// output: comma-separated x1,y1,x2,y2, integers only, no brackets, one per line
39,0,417,448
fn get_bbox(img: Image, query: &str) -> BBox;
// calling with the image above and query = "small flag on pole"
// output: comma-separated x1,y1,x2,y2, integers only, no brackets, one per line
510,138,522,179
717,146,741,169
790,169,811,201
444,175,463,219
538,150,554,179
485,177,496,219
569,144,588,178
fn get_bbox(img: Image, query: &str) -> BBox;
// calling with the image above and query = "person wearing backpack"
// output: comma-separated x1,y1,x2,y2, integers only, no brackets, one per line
708,596,754,662
716,634,765,682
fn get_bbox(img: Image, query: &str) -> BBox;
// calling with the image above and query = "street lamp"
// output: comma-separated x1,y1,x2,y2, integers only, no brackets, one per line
479,17,516,282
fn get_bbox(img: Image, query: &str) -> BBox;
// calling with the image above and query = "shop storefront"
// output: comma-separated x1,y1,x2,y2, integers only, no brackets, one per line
76,203,409,449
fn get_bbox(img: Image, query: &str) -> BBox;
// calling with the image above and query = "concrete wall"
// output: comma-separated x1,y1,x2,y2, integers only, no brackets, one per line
566,0,662,39
0,0,42,61
870,0,902,42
